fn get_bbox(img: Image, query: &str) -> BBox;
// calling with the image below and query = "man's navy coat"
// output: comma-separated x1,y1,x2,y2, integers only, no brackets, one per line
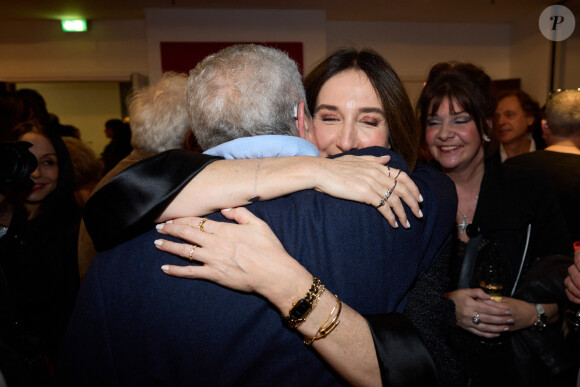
62,147,456,386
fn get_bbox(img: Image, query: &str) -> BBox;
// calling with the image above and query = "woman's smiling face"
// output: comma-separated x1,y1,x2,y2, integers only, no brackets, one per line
425,97,485,174
20,132,59,203
312,69,390,157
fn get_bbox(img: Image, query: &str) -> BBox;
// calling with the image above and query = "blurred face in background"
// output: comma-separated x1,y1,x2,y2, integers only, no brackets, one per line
20,132,59,203
494,95,533,145
312,69,390,157
425,97,485,175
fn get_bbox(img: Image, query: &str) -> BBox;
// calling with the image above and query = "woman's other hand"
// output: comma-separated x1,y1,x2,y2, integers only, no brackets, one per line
446,288,512,338
315,155,422,229
154,207,312,312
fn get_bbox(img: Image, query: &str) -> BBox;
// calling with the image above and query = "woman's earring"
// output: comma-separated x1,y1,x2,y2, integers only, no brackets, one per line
483,134,491,142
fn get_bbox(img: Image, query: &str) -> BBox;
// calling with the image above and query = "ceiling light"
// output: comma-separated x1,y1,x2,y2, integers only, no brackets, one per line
61,19,88,32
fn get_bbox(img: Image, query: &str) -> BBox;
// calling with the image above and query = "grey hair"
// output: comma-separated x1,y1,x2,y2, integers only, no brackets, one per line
128,71,190,153
545,89,580,137
187,44,306,150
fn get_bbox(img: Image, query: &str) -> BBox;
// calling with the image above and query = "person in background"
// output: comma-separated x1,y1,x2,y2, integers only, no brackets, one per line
77,71,192,279
418,61,574,386
505,89,580,241
0,122,81,386
100,118,132,173
62,136,103,207
494,89,544,162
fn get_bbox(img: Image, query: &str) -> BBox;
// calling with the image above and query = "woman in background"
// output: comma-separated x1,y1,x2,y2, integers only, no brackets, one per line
417,61,574,386
0,122,81,385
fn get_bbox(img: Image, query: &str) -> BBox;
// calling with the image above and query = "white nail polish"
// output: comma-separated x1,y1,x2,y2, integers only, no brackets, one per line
395,221,399,228
161,265,169,271
419,210,423,218
155,224,164,230
154,239,163,246
419,194,424,202
166,220,173,224
406,220,411,228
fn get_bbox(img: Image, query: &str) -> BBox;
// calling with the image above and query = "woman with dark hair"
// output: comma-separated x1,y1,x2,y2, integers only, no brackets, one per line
304,49,418,169
494,88,544,161
418,62,575,386
0,122,81,385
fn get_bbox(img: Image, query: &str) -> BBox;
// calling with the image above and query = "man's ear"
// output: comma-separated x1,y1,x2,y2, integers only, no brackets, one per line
296,101,319,148
526,114,534,127
541,119,554,144
297,101,307,139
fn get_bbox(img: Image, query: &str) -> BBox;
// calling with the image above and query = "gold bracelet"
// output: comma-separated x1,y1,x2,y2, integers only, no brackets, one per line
249,158,262,203
303,294,342,345
282,277,325,329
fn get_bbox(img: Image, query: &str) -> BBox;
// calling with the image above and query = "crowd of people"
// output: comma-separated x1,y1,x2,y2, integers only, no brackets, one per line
1,44,579,386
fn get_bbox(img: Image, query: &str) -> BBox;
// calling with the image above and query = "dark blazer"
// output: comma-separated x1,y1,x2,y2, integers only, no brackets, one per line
62,147,457,386
457,154,572,293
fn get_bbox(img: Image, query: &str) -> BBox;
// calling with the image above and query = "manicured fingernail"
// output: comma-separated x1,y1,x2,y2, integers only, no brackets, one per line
505,311,512,315
154,239,163,246
419,194,423,202
406,220,411,228
156,224,164,230
166,220,173,224
419,210,423,218
507,318,514,324
161,265,169,271
223,208,232,212
395,221,399,228
504,327,510,331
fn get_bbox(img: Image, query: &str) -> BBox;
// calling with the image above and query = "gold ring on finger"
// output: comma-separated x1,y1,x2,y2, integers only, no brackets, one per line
198,218,208,232
188,245,198,260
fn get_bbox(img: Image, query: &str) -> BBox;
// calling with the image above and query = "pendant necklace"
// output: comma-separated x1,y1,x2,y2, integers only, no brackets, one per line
457,195,479,235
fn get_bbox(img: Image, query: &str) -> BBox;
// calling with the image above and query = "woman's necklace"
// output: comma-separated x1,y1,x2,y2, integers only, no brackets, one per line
457,195,479,235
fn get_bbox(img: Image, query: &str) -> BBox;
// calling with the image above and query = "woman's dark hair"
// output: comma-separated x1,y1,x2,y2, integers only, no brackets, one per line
497,89,541,131
417,62,498,156
16,89,51,125
7,121,80,222
304,48,418,170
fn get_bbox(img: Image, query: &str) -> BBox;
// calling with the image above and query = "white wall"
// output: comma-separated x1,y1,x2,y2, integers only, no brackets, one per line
1,9,575,145
145,9,326,84
327,21,511,105
0,19,148,81
509,10,553,105
16,82,124,153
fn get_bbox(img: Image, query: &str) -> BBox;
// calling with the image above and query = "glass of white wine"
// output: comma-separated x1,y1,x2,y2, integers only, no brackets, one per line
479,262,503,302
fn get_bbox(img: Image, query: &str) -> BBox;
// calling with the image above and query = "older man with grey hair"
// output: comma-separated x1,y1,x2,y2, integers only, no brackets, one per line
77,71,191,278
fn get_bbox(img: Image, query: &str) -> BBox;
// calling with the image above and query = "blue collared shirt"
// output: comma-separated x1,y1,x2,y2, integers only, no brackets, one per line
203,135,320,159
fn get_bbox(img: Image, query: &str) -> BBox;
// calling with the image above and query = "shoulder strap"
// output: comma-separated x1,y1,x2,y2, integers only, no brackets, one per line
457,234,483,289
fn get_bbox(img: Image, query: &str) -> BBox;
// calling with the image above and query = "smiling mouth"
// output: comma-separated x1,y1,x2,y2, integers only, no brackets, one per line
438,145,461,152
32,184,45,191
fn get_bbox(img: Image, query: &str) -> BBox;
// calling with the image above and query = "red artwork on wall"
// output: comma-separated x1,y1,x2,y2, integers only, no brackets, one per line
160,42,304,75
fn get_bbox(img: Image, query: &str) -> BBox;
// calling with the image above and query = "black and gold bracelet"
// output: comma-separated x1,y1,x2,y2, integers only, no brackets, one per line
282,277,325,329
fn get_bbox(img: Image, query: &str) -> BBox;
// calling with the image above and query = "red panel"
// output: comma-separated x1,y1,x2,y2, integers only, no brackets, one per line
160,42,304,75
